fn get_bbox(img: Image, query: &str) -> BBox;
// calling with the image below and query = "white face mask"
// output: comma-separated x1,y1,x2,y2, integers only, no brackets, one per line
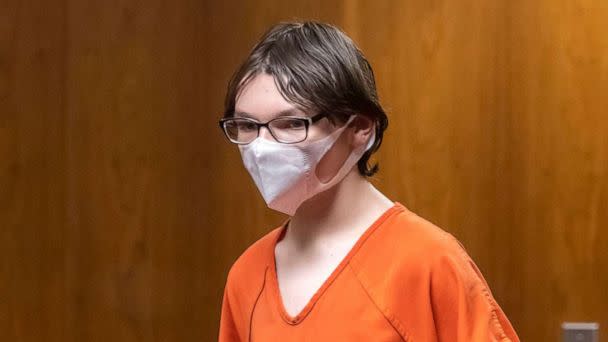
238,115,375,216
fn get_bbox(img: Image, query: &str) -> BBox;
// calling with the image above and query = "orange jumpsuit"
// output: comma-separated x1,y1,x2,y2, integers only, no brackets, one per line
218,202,520,341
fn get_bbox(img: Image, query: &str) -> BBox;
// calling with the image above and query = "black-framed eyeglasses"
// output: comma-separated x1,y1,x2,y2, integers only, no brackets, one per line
218,112,328,144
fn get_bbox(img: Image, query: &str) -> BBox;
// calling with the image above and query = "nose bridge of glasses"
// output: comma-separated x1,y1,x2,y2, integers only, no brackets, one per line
258,124,276,141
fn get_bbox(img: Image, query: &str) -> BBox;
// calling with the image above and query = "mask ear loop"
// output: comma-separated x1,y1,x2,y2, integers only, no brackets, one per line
311,116,375,185
295,114,357,166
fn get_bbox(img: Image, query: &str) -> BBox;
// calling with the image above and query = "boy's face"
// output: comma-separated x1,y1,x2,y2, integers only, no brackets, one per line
234,73,356,183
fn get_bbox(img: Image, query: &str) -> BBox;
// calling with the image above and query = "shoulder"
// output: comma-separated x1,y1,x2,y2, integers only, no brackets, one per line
350,205,468,280
349,205,517,341
224,225,283,289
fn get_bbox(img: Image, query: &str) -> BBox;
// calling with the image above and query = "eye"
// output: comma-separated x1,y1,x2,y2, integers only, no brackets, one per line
236,120,258,132
272,118,306,130
287,119,305,129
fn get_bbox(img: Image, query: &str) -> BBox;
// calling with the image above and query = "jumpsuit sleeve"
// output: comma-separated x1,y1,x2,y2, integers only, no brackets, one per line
428,244,520,342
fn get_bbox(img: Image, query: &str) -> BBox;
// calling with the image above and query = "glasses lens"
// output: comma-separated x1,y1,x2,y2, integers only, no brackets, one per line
269,118,307,143
223,119,258,143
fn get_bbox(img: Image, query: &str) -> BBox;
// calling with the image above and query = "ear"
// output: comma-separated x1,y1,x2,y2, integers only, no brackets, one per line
350,115,374,149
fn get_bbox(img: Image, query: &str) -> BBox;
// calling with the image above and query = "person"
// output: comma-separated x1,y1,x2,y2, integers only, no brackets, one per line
217,20,519,342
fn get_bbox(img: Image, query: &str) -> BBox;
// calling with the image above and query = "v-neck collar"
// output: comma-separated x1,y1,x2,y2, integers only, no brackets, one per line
267,202,405,325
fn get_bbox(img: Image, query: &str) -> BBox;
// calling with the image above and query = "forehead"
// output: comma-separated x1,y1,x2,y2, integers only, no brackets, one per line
234,73,307,121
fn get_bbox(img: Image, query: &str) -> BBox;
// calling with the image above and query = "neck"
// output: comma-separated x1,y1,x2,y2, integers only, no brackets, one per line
284,168,393,247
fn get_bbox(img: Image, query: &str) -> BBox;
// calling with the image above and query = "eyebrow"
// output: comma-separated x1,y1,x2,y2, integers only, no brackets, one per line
233,108,305,120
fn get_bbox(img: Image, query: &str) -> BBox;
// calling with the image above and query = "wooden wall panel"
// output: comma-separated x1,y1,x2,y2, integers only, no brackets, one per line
63,1,211,340
1,0,607,341
509,1,608,340
1,1,67,340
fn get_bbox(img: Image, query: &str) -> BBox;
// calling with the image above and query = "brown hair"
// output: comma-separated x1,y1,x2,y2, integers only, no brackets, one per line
223,20,388,177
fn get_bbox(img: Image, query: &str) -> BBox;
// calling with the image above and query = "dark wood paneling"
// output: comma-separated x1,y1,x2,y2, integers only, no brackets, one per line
1,0,67,340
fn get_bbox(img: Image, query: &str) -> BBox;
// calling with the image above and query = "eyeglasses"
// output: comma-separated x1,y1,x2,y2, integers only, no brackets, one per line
219,112,328,144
